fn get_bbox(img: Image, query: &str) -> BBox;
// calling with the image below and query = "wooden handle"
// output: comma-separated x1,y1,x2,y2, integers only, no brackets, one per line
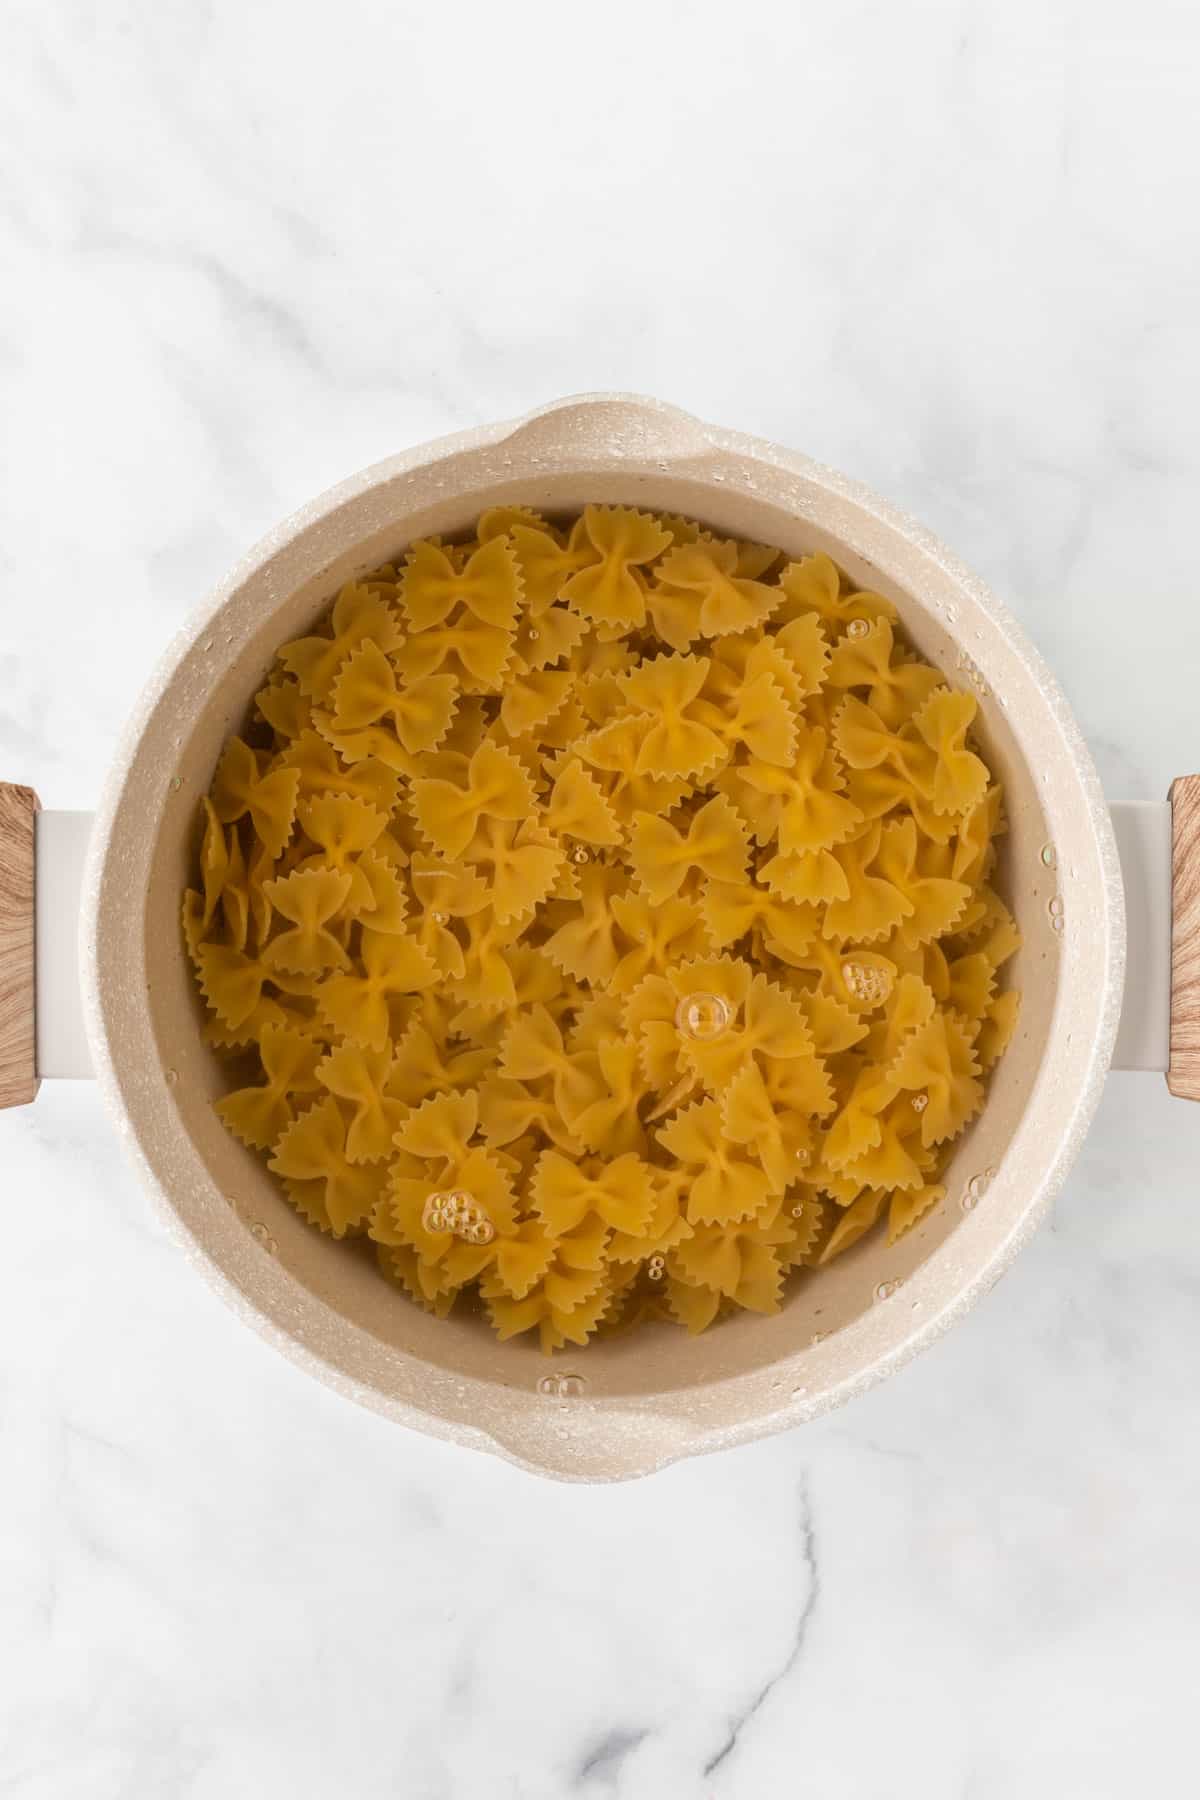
1168,774,1200,1101
0,782,39,1109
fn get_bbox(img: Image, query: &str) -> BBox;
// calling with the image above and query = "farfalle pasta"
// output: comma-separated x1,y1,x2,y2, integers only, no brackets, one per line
184,509,1021,1351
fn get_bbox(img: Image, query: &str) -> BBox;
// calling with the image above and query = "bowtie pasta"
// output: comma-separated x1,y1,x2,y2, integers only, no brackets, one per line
184,506,1020,1351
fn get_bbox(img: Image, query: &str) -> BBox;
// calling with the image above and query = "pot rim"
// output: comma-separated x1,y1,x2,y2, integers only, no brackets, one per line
80,393,1124,1481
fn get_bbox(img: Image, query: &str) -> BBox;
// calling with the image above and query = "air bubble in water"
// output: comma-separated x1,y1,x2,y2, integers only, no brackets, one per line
1041,843,1057,869
675,992,732,1042
422,1193,451,1234
961,1167,995,1212
572,846,589,864
647,1254,666,1282
845,617,870,639
538,1372,587,1399
874,1278,903,1302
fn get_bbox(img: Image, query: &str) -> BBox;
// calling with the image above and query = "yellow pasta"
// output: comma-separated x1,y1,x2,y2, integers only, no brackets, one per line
184,506,1021,1351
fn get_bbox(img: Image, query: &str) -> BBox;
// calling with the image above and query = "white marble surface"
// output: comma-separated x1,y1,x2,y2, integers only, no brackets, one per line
3,2,1200,1794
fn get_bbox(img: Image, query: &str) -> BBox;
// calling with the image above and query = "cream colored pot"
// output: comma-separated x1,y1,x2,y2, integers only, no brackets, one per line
1,394,1196,1483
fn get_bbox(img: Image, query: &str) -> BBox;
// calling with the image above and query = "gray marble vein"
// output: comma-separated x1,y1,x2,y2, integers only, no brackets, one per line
703,1480,819,1781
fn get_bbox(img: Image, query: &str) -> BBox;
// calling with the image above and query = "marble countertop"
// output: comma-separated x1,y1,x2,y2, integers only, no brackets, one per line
3,3,1200,1795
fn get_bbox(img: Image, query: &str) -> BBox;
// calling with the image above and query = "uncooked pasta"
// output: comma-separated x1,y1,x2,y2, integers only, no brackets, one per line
183,506,1020,1350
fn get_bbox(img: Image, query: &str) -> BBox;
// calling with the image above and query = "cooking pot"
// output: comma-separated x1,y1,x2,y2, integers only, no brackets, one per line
1,393,1195,1482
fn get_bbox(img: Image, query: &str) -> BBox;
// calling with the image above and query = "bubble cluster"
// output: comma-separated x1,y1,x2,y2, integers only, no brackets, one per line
647,1254,666,1282
955,649,991,698
537,1372,587,1399
422,1189,495,1245
961,1167,996,1212
841,960,893,1006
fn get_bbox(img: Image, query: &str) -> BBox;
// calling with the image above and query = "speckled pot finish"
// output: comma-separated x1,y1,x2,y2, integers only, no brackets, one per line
82,394,1123,1482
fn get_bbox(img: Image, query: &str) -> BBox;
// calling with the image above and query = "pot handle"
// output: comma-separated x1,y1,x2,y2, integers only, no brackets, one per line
1169,775,1200,1100
0,782,39,1109
497,392,718,463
